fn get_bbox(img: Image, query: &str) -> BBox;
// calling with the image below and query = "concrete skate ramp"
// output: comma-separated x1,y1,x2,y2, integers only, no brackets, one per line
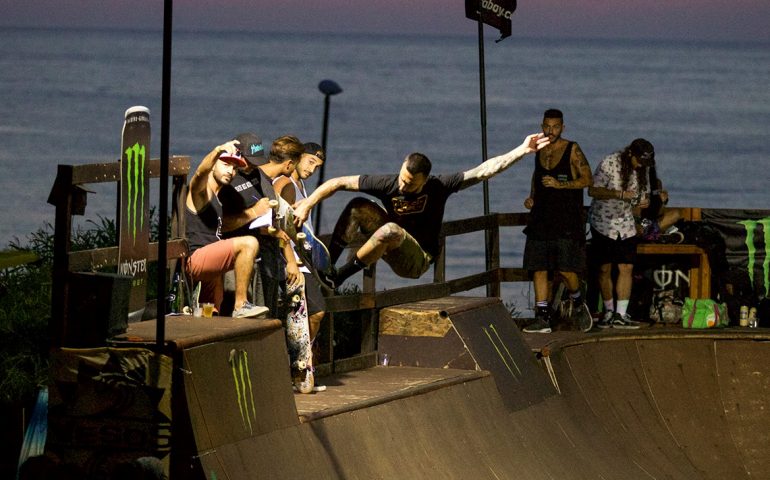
177,300,770,479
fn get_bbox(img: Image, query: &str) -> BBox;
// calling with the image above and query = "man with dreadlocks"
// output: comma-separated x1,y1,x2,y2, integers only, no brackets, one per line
588,138,655,329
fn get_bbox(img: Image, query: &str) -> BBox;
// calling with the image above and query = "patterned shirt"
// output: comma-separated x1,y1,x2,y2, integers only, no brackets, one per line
589,152,649,240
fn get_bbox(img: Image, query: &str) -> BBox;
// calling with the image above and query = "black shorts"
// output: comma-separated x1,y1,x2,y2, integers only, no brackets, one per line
303,271,326,316
589,228,638,265
523,237,586,273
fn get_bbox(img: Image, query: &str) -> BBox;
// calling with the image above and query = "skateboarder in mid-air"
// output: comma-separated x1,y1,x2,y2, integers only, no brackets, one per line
291,132,550,289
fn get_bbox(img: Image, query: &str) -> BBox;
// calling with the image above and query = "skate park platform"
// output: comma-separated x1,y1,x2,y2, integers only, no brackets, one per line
50,296,770,479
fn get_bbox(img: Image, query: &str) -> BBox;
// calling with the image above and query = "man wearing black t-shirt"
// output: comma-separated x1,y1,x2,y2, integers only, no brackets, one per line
292,132,548,287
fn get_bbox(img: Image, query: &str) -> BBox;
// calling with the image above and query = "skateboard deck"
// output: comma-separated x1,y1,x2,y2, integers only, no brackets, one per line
269,198,335,288
285,286,314,394
118,106,151,321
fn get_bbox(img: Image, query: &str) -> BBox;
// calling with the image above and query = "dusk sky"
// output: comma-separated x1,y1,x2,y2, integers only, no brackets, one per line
1,0,769,42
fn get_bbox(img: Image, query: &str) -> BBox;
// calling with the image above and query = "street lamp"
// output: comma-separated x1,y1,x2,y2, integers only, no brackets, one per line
314,79,342,234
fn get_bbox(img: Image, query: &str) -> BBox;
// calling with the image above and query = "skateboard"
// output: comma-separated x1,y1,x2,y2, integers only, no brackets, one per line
284,285,314,394
118,106,151,321
268,198,336,289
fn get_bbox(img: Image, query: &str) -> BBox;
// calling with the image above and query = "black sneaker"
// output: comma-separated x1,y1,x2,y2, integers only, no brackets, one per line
523,309,552,334
315,267,338,292
596,311,614,329
569,300,594,333
610,312,642,330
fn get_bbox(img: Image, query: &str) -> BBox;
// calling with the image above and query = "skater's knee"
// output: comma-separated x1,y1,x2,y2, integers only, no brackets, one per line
233,235,259,256
373,223,404,246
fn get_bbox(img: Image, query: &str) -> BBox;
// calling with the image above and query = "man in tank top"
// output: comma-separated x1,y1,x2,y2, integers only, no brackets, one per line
185,138,268,318
273,143,327,347
522,109,594,334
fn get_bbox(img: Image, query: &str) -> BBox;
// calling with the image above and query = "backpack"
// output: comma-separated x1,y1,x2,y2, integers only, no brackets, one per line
649,289,684,325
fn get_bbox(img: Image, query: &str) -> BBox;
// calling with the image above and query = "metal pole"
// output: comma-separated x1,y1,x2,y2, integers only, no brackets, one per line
156,0,173,351
477,7,493,296
314,94,331,234
314,79,342,234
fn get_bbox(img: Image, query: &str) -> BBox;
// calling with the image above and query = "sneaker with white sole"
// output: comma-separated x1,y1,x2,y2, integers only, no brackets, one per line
523,308,552,333
611,312,642,329
596,311,614,329
232,301,270,319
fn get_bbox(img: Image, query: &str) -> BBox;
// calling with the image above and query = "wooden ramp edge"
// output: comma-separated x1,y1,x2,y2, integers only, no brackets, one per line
105,298,770,479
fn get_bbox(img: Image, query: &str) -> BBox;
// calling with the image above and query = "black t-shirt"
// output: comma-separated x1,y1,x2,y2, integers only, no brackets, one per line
217,167,282,280
358,172,464,258
218,167,275,218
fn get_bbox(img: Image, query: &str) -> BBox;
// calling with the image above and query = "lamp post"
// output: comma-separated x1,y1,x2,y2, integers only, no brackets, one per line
314,79,342,234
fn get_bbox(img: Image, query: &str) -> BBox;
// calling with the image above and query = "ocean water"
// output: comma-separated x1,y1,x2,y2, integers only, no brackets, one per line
1,27,768,301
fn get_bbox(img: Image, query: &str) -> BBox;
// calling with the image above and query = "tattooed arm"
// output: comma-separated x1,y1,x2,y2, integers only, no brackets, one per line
459,133,549,190
292,175,360,226
543,142,593,190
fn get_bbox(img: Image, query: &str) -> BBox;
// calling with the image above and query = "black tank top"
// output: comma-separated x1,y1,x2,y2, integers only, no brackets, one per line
525,142,585,240
185,197,222,253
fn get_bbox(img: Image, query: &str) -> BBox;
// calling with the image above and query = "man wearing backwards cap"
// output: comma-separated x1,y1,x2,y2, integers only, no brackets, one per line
291,132,549,288
588,138,656,330
184,138,268,318
273,143,328,376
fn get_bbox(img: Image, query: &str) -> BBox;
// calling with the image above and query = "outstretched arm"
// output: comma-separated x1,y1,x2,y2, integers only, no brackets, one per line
187,140,239,212
292,175,360,226
459,133,548,190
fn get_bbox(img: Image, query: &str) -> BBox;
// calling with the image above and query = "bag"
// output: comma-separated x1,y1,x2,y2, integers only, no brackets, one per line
681,298,729,328
649,289,683,324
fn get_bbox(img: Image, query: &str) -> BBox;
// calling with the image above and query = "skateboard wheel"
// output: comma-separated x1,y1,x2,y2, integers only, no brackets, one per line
292,294,301,302
267,226,277,234
268,200,279,208
296,232,306,240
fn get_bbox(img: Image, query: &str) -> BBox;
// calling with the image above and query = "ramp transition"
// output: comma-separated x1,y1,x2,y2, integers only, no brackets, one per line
47,298,770,479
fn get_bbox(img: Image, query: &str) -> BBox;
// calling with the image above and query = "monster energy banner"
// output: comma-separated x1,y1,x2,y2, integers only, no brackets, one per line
702,209,770,297
465,0,517,40
46,347,172,478
118,106,151,317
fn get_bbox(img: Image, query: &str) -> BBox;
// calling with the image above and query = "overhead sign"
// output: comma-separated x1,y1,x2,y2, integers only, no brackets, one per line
465,0,517,41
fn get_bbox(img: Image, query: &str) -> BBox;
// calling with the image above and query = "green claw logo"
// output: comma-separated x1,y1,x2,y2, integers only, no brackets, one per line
482,324,522,379
738,217,770,297
229,349,257,434
124,141,146,244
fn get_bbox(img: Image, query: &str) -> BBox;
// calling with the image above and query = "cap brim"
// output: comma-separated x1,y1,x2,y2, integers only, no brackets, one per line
219,153,248,168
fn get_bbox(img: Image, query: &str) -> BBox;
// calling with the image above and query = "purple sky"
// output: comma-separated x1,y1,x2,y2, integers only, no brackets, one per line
1,0,769,42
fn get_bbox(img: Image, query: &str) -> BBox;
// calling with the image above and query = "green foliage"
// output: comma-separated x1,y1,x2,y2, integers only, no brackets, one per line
0,210,164,406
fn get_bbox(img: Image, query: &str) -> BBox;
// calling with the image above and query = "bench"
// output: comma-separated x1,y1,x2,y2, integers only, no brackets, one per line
634,207,710,298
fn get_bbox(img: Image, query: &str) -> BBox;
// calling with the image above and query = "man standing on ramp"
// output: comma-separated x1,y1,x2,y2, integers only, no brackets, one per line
522,109,593,334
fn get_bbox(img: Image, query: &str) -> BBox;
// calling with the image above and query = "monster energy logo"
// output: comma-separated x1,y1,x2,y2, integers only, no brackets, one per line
738,217,770,296
482,324,522,379
124,141,146,244
228,349,257,434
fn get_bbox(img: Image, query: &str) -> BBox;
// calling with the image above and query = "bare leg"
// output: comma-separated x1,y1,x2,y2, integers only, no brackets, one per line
329,198,389,263
560,271,581,293
356,222,405,265
308,311,324,341
533,271,550,303
658,208,682,232
232,236,259,309
616,263,633,301
597,263,614,306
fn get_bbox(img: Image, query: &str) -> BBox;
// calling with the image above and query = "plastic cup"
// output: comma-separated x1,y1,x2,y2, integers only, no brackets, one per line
202,303,214,318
